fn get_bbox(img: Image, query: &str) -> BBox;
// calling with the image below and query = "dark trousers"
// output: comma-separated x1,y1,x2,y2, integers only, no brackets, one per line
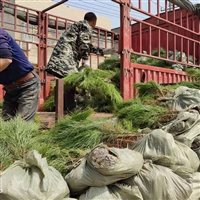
2,73,41,121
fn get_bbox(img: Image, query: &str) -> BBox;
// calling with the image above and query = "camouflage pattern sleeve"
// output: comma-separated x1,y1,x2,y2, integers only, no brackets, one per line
78,21,93,60
78,20,104,60
89,43,104,56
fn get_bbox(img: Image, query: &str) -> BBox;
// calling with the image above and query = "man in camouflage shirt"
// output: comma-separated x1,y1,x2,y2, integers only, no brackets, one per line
46,12,116,78
45,12,116,111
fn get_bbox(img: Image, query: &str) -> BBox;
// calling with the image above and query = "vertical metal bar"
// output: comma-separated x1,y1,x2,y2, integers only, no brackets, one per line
186,11,189,29
148,0,151,13
37,11,43,107
26,9,29,58
44,13,48,99
119,0,131,100
165,0,168,20
132,68,136,97
172,4,175,23
138,0,141,9
37,11,48,106
149,26,152,55
158,29,160,57
139,23,142,53
193,41,195,65
187,39,189,63
26,9,29,33
1,1,4,27
180,9,182,26
192,15,194,32
56,17,58,39
55,79,64,120
111,32,114,47
173,35,176,63
180,37,183,62
14,5,17,30
37,11,42,67
157,0,160,17
166,31,169,59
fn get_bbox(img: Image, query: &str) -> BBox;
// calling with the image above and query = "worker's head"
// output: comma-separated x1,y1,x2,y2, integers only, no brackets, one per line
84,12,97,29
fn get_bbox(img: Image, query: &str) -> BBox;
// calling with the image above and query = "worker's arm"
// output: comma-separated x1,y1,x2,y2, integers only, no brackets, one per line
79,29,93,60
0,32,13,72
88,33,119,56
79,24,117,60
89,43,104,56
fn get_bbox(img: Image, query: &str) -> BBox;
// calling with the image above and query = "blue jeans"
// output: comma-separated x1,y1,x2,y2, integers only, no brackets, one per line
2,73,41,121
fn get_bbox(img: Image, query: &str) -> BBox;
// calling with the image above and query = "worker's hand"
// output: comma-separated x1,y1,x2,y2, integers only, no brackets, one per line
83,59,90,67
79,59,90,72
103,47,117,55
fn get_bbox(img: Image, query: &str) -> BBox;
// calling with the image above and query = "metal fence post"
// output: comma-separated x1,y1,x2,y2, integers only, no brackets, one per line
112,0,132,100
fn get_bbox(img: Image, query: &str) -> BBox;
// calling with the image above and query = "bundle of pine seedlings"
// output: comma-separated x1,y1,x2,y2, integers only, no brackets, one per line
0,109,138,176
116,80,200,131
48,108,134,149
98,57,121,91
43,107,140,175
114,81,182,130
0,116,40,171
43,67,122,113
115,99,170,130
0,116,81,176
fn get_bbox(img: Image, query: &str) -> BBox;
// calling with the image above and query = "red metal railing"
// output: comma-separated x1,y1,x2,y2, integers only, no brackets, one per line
112,0,200,100
1,0,200,107
0,0,116,109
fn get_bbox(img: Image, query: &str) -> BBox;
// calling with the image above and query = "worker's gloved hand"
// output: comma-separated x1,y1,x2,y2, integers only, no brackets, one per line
83,59,90,67
103,47,117,55
79,59,90,72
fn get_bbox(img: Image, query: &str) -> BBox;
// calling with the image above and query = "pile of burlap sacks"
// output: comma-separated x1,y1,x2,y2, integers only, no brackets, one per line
0,86,200,200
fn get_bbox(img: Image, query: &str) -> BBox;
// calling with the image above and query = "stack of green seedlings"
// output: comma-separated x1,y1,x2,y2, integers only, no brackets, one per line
43,66,122,113
1,51,200,179
1,68,200,176
43,48,172,113
0,109,136,176
2,79,199,173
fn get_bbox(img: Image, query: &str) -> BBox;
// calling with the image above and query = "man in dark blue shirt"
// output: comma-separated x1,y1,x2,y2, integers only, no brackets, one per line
0,28,41,121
